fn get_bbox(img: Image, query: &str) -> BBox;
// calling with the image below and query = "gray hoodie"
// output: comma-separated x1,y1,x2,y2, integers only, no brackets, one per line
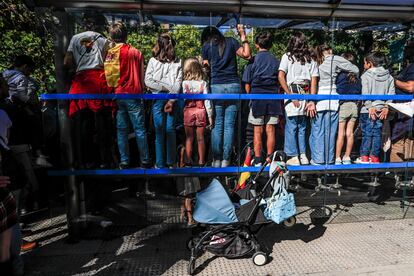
318,54,359,89
360,67,395,113
2,69,36,103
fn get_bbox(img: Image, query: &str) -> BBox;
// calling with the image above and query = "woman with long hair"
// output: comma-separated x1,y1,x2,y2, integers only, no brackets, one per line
145,33,183,168
201,25,251,167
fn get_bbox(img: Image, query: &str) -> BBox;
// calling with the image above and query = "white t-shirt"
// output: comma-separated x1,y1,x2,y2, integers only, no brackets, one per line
67,31,110,72
0,109,12,149
279,53,319,117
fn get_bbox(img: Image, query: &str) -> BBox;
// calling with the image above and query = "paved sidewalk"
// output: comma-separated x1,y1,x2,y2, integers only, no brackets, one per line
21,200,414,276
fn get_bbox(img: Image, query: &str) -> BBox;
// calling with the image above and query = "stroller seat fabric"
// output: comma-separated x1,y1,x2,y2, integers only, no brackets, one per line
193,179,239,224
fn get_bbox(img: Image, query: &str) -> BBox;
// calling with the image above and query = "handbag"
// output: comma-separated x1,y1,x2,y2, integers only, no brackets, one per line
263,176,296,224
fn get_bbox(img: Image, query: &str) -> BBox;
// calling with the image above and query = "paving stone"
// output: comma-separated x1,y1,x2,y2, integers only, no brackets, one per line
22,201,414,276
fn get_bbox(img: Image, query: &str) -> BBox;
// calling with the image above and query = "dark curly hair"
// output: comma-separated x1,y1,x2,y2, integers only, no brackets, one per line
286,32,312,65
341,52,358,84
255,31,273,50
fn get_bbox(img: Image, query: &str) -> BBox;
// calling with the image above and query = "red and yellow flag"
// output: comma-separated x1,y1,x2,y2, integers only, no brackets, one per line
236,147,252,191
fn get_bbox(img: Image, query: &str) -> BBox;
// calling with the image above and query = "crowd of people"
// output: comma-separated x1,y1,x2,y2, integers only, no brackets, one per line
1,11,414,271
63,14,414,171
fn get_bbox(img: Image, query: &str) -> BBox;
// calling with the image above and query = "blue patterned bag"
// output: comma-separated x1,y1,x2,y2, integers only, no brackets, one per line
264,182,296,224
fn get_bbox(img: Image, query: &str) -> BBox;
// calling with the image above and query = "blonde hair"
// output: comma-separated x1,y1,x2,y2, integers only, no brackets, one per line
183,57,205,81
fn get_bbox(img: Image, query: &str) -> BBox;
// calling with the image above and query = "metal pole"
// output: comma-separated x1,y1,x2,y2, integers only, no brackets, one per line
53,10,80,241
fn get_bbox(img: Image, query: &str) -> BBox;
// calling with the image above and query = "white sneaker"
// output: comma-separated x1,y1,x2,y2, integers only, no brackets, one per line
35,155,53,168
300,154,309,165
221,160,230,168
342,157,352,165
310,159,322,166
212,160,221,168
286,156,300,166
335,157,342,165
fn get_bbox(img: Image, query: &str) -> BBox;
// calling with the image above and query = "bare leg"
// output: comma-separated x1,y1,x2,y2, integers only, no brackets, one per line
253,125,264,159
344,120,356,158
336,121,346,159
266,124,276,163
184,126,195,165
196,127,206,165
185,197,194,225
0,227,12,262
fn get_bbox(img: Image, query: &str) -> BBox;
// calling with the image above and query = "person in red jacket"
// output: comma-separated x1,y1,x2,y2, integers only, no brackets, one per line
105,22,150,169
64,11,113,168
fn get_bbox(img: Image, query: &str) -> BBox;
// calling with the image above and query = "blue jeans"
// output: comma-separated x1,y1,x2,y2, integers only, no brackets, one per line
284,115,307,157
360,113,383,157
117,100,150,165
310,111,339,164
210,83,240,161
152,100,176,168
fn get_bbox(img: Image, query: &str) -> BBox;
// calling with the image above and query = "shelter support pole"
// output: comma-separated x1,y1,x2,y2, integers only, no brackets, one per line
53,10,80,241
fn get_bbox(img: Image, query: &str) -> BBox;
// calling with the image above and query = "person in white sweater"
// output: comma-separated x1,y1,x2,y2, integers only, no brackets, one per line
145,33,183,168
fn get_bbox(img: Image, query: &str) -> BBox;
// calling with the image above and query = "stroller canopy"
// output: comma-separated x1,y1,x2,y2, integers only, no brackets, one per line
193,179,239,224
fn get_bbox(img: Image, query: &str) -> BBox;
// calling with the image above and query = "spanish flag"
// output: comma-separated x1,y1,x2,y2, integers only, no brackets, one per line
235,147,252,191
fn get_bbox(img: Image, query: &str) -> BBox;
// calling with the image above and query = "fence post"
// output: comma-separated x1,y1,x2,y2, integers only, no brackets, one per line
53,10,80,241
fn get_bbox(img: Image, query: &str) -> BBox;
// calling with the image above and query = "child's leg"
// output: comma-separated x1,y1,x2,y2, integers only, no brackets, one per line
165,108,177,167
284,116,299,157
196,127,206,165
359,113,372,157
327,111,339,164
185,196,194,224
344,120,356,158
184,126,195,165
297,115,307,156
336,121,346,159
371,119,383,158
0,227,12,262
152,100,166,168
266,124,276,162
253,125,264,159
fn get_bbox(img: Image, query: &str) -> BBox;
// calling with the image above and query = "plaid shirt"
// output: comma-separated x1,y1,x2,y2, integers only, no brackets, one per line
0,188,17,233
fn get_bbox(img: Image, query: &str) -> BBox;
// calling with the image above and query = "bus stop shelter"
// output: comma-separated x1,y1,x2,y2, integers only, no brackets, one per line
24,0,414,240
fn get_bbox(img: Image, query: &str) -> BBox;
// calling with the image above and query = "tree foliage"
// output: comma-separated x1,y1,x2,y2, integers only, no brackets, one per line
0,0,55,90
0,0,404,93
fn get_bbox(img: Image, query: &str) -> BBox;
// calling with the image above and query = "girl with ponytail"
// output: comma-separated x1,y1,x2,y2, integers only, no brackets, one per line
310,44,359,165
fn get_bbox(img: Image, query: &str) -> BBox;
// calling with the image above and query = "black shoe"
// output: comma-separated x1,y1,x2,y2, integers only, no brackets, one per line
100,164,110,169
119,162,129,170
141,162,152,169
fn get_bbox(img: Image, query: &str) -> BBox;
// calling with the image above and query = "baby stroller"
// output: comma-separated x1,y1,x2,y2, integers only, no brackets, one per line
187,151,296,275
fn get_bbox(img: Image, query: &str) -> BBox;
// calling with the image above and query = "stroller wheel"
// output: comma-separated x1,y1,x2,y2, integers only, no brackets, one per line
186,238,194,251
252,251,267,266
188,257,196,275
282,216,296,229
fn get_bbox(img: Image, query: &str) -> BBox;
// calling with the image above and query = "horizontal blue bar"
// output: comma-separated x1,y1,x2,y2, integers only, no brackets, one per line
40,93,414,101
47,162,414,176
